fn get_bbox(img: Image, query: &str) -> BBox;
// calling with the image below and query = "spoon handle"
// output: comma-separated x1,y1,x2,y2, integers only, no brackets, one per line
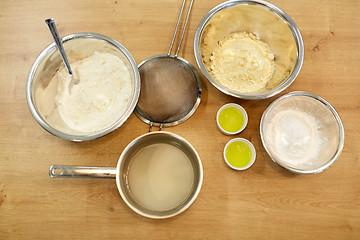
45,18,73,75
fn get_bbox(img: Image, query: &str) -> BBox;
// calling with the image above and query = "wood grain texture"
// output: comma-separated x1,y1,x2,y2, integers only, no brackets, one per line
0,0,359,239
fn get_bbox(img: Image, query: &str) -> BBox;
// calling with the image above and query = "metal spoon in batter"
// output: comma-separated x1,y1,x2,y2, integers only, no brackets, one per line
45,18,79,94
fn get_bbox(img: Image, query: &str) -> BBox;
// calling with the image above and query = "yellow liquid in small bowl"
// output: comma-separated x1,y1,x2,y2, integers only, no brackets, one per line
225,141,252,168
218,107,244,133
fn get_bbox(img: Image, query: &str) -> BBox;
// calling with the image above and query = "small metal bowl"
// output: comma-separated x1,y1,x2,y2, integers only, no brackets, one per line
260,91,345,174
194,0,304,99
26,33,140,141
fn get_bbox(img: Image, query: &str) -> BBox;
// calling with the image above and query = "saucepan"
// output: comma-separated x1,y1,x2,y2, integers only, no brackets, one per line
49,131,203,219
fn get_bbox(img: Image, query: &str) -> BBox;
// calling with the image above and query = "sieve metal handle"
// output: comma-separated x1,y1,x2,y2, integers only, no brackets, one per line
49,165,117,178
168,0,195,57
148,122,163,132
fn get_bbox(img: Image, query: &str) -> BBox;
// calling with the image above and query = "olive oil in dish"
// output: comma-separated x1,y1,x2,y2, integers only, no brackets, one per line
218,106,245,133
225,140,252,168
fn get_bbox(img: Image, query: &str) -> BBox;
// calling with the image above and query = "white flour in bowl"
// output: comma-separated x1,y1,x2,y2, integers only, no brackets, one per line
265,108,327,168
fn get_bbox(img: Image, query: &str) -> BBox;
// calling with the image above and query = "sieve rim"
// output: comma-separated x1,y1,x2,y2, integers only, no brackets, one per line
135,54,202,127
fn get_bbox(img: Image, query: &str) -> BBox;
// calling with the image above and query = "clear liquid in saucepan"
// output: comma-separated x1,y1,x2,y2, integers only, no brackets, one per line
127,143,194,212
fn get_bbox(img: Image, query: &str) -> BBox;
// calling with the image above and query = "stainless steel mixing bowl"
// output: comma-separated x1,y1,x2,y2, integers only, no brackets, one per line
194,0,304,99
26,33,140,141
260,91,345,174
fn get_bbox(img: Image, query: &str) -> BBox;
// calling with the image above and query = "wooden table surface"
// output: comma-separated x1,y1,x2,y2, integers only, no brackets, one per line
1,0,359,239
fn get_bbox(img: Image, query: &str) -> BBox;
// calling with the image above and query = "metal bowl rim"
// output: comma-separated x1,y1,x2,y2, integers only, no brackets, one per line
193,0,304,100
26,32,141,141
115,131,203,219
259,91,345,174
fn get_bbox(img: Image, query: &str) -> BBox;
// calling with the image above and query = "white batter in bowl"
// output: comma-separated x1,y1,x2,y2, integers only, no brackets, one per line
55,52,132,133
27,33,140,141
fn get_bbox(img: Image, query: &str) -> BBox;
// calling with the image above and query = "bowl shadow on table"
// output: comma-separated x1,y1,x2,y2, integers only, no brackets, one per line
44,114,146,170
256,140,299,178
55,123,126,147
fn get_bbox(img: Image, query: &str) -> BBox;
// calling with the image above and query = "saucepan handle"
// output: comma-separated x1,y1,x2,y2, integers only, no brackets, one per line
49,165,117,178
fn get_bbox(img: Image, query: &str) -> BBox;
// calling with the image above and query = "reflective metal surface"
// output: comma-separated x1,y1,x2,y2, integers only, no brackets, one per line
26,32,140,141
135,0,202,128
136,55,202,128
194,0,304,99
49,165,116,178
117,131,203,219
49,131,203,219
260,91,345,174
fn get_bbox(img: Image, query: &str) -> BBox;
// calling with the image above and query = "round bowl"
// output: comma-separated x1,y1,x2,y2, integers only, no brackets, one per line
223,138,256,170
26,33,140,141
260,91,345,174
216,103,248,135
194,0,304,99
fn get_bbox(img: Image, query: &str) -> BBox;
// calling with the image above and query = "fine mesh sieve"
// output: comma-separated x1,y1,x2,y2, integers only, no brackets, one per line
135,0,202,130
